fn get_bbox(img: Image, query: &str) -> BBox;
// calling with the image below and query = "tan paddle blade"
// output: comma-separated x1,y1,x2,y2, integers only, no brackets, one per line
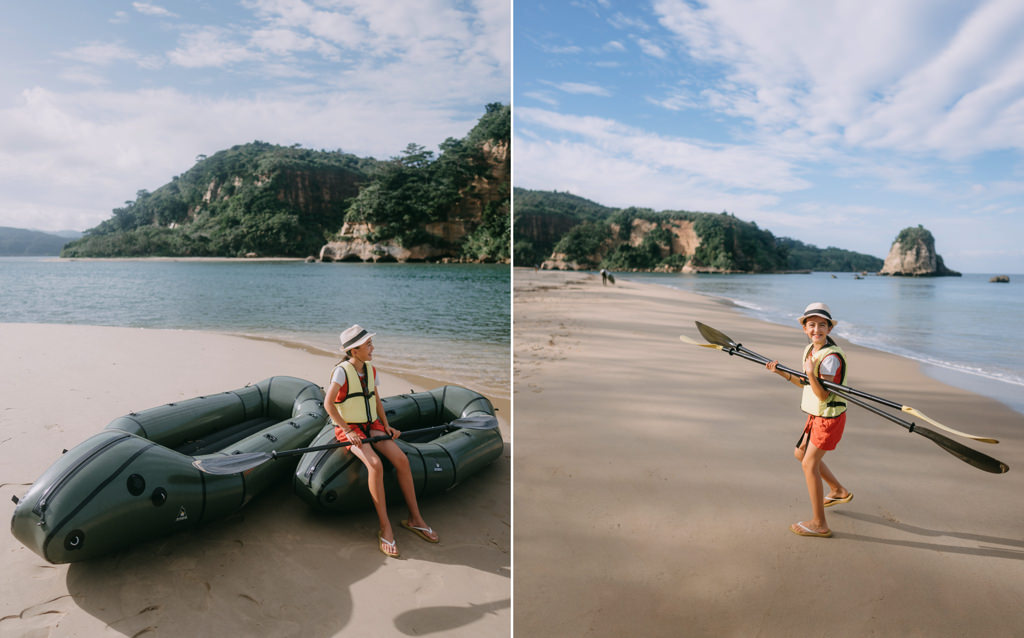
679,334,725,350
695,321,739,349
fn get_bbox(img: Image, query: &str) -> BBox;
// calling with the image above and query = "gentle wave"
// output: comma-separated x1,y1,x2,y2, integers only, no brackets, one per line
623,271,1024,415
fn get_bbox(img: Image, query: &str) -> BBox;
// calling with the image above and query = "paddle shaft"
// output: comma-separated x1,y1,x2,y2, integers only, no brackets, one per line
269,418,498,459
271,433,392,460
193,416,500,475
738,345,911,412
689,325,999,444
697,321,911,411
710,344,1008,473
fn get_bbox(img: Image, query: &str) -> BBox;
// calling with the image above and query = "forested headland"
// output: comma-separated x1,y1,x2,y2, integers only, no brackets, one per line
62,104,509,262
513,189,883,273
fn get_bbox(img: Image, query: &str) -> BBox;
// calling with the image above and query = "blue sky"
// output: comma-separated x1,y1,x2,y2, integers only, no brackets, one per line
514,0,1024,273
0,1,509,233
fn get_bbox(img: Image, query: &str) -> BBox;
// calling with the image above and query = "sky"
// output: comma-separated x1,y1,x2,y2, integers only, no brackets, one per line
0,0,509,234
514,0,1024,273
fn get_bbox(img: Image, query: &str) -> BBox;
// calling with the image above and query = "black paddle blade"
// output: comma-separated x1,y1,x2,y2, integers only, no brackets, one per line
192,452,273,475
913,425,1009,474
696,322,739,349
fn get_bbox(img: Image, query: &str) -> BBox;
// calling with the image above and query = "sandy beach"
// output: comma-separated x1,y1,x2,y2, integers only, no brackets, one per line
1,324,509,637
513,268,1024,637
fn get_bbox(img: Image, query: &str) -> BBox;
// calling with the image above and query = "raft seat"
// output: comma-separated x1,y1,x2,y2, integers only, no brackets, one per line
174,416,279,456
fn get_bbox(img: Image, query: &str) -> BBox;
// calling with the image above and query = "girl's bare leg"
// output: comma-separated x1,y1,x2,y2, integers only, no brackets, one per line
795,438,850,501
374,440,437,540
798,443,830,533
348,444,397,551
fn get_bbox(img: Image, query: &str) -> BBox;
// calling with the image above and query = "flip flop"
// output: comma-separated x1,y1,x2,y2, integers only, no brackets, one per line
378,532,400,557
790,521,832,538
824,493,854,508
401,519,439,543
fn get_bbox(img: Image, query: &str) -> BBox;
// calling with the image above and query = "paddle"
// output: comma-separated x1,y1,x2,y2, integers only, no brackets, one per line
679,332,1009,474
827,386,1008,474
693,321,1000,444
192,415,499,475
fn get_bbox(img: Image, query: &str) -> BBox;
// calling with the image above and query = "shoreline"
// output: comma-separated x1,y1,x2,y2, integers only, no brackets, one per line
45,256,510,265
616,269,1024,415
234,331,510,403
1,323,509,637
513,268,1023,637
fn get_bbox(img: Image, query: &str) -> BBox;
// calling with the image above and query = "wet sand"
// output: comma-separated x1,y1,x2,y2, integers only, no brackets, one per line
513,268,1024,637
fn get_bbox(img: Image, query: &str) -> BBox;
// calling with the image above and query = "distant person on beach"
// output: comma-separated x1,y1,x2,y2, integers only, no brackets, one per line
324,325,439,557
600,268,608,285
765,303,853,538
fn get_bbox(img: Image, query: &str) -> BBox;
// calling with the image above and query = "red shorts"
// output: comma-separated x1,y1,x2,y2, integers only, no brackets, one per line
798,412,846,451
334,419,387,442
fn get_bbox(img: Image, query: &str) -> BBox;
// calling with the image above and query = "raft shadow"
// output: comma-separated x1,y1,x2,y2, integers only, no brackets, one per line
64,450,510,637
833,510,1024,560
392,598,510,635
65,481,375,637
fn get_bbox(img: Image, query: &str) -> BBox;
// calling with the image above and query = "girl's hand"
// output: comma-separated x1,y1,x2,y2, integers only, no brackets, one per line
766,360,779,372
343,428,362,447
385,424,400,440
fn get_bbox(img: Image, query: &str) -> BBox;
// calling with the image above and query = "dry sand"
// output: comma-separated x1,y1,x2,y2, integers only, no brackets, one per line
1,324,509,638
513,268,1024,637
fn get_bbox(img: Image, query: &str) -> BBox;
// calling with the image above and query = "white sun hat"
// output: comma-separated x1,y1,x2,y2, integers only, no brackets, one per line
799,302,837,327
339,324,375,352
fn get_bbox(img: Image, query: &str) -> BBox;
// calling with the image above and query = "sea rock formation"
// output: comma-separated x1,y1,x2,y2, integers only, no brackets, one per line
879,225,961,277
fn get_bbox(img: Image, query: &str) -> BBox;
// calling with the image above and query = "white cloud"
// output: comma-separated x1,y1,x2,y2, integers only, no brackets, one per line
249,27,331,57
635,37,667,59
522,91,559,107
608,11,651,32
168,27,260,68
0,85,486,231
516,107,810,193
541,44,584,55
0,0,510,232
60,42,138,66
514,133,782,216
651,0,1024,159
540,81,611,97
133,2,178,18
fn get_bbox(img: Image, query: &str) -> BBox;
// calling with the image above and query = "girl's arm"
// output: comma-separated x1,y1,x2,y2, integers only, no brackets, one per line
766,360,804,387
325,381,362,446
804,354,838,401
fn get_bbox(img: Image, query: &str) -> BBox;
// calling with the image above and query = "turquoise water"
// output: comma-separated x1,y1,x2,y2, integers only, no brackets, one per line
0,258,510,398
623,271,1024,415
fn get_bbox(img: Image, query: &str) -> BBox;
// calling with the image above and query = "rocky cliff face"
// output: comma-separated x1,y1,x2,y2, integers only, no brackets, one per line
541,218,705,272
320,140,509,263
879,226,960,277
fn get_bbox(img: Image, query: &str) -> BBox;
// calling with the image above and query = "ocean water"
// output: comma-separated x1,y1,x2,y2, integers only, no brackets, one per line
0,258,510,398
623,271,1024,416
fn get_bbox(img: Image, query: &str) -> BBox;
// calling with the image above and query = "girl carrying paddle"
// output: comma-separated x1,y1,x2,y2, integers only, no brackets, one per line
766,303,853,538
325,324,439,557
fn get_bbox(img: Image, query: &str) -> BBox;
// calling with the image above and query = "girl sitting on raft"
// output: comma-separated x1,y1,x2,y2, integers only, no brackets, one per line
324,324,439,557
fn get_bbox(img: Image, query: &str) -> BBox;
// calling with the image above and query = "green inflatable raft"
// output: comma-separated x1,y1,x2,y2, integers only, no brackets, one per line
293,385,503,512
10,376,327,564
